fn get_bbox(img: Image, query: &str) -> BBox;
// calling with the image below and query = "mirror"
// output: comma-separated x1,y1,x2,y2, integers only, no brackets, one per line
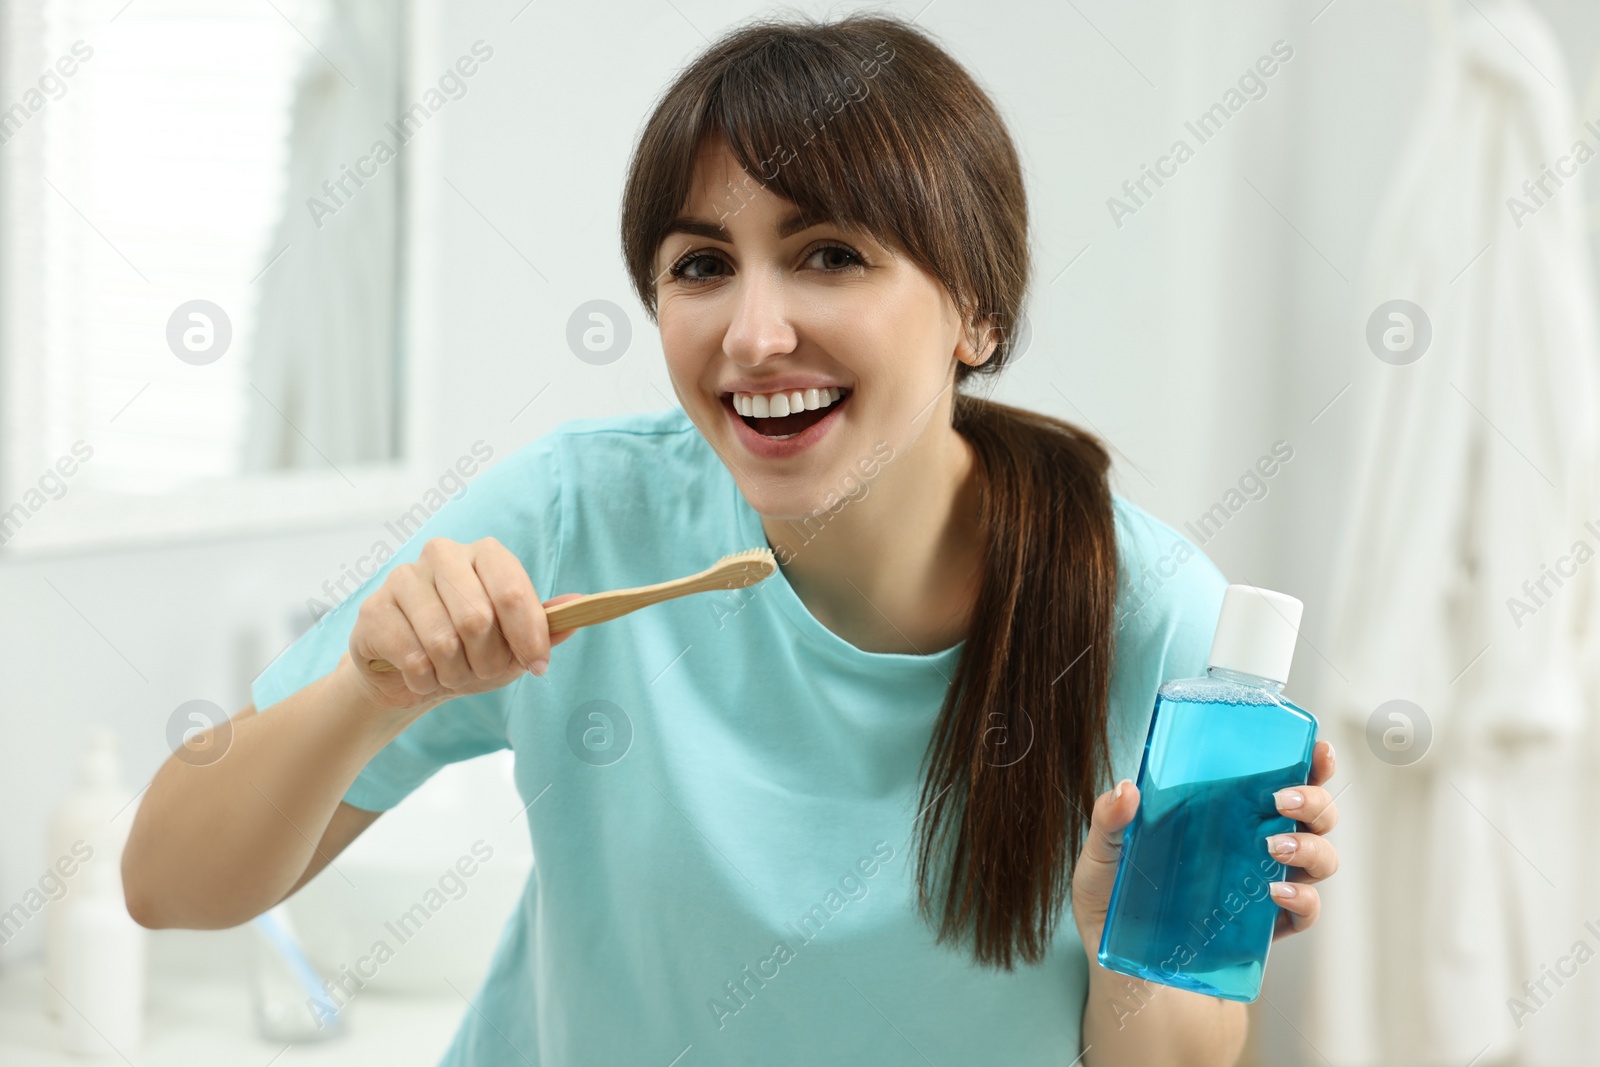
1,0,407,504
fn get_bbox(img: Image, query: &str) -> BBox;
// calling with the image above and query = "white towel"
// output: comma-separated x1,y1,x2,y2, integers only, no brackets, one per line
1311,1,1600,1063
1324,0,1600,750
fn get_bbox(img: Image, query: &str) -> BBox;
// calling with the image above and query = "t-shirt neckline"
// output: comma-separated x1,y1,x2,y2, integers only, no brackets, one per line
728,466,968,670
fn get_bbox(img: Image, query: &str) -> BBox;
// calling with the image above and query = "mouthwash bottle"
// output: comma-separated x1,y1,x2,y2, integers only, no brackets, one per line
1096,584,1318,1002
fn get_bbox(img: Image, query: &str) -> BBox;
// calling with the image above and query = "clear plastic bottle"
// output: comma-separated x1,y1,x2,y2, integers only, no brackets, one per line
59,828,145,1054
46,730,130,1019
1096,584,1318,1002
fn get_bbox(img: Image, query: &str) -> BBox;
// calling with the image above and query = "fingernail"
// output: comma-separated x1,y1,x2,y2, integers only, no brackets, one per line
1113,780,1126,801
1270,882,1297,898
1326,742,1336,763
1269,834,1297,857
531,658,549,676
1276,789,1304,810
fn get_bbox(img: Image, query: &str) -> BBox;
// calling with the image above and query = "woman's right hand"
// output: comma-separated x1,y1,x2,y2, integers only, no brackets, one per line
343,536,582,713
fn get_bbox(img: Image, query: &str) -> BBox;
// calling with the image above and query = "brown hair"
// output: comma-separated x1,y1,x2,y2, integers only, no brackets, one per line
619,13,1119,969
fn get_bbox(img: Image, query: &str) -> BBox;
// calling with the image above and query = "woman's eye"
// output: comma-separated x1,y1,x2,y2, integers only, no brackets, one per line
806,244,864,272
669,253,725,282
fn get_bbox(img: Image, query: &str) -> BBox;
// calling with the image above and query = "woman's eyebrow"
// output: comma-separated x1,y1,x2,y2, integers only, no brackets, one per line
662,208,826,243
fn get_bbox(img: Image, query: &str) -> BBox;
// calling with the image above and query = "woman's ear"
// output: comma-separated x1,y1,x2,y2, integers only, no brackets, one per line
958,316,1000,368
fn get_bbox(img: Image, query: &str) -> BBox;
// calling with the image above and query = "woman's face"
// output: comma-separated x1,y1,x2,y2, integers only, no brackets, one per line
654,135,988,521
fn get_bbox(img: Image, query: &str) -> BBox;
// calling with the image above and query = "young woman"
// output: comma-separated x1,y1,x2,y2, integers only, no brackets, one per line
124,13,1340,1065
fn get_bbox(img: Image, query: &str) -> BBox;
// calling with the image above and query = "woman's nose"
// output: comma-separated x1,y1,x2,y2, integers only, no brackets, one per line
722,267,798,365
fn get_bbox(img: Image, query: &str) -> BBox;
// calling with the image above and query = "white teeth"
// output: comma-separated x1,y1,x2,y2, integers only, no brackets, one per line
731,386,845,418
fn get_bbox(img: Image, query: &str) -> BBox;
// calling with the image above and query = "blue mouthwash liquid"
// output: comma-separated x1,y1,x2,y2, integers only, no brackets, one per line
1096,585,1318,1002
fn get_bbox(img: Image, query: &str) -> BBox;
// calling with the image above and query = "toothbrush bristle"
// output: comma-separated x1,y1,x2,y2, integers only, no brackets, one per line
713,547,777,586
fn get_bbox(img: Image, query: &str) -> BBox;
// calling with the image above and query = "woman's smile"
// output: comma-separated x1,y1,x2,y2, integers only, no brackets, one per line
720,383,852,458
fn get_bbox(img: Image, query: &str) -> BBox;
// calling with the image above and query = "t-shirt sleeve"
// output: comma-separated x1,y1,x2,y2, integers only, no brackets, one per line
1103,496,1229,793
249,432,567,812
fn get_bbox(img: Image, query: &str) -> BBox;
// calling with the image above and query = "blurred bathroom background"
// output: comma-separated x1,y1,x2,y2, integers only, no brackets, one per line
2,0,1597,1063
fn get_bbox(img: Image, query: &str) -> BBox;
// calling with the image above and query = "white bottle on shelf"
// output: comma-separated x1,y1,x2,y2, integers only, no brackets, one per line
58,835,145,1055
45,729,132,1019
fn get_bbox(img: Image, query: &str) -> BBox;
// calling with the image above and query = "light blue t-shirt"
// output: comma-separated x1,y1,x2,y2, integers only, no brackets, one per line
251,405,1227,1065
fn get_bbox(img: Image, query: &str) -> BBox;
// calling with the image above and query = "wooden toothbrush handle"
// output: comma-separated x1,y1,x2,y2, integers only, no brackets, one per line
364,572,725,673
541,586,667,632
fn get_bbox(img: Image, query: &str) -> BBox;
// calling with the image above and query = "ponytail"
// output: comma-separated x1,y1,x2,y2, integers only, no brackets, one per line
913,392,1119,969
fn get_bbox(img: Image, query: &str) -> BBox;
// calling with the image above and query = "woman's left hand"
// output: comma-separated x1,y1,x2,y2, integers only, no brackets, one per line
1264,739,1340,939
1071,740,1341,948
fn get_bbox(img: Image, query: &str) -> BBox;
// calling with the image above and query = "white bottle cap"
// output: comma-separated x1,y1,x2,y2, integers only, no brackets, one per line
1206,584,1303,684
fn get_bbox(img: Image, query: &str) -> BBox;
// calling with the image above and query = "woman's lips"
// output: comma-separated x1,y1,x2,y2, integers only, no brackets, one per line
722,390,849,459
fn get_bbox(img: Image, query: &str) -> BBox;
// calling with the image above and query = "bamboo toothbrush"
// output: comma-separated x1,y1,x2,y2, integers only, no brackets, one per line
366,547,777,673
